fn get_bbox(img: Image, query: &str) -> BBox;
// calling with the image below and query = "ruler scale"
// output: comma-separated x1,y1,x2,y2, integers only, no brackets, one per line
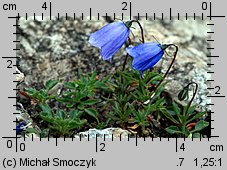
0,0,226,169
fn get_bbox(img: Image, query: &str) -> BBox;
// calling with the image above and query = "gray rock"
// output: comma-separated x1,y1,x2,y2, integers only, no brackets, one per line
74,128,130,138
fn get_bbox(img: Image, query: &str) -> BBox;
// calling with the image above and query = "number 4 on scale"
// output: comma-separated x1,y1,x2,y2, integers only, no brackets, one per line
180,143,185,151
42,2,51,11
176,143,185,152
42,2,48,10
177,143,185,152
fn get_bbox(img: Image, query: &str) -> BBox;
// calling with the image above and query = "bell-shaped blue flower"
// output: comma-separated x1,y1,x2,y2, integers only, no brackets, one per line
126,43,169,77
89,21,132,61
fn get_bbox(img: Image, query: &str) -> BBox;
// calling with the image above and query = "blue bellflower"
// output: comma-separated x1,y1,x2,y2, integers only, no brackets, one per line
89,21,132,61
126,43,169,77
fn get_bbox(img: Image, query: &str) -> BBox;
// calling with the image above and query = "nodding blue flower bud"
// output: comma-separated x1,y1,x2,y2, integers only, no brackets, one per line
89,21,131,61
178,87,189,101
126,42,168,78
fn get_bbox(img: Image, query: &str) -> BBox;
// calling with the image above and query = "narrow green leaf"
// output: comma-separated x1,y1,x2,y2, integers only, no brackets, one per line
39,103,52,116
132,111,142,122
166,110,176,115
69,110,84,119
56,110,66,119
162,110,179,124
192,120,209,132
66,103,75,108
156,82,168,94
183,105,197,115
57,97,73,103
94,81,104,88
82,99,101,105
25,88,37,96
77,103,84,110
76,111,84,118
187,105,197,115
186,112,205,124
40,111,54,122
165,126,181,134
85,108,99,122
68,119,87,129
155,98,165,107
91,70,97,81
64,82,77,89
39,89,48,98
69,110,76,119
62,91,75,97
114,102,121,112
173,102,181,115
45,80,58,91
47,95,56,100
148,75,162,84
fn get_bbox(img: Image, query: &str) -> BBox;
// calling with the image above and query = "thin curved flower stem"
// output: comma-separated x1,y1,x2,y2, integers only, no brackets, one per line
122,37,132,71
184,82,198,117
122,20,145,71
127,35,132,44
132,20,145,43
152,44,178,94
122,53,129,71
